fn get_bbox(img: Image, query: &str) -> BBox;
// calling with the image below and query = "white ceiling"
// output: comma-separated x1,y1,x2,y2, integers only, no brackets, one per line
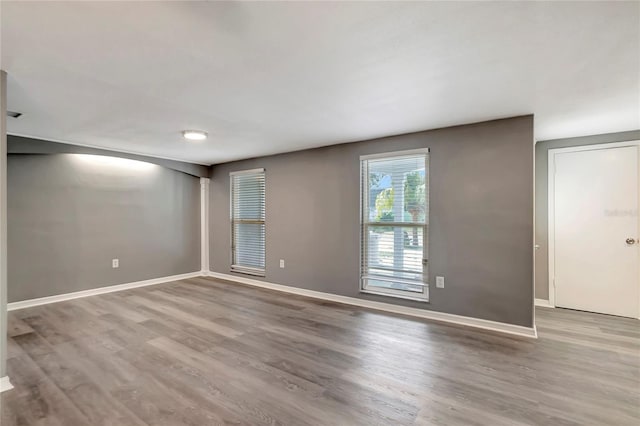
1,1,638,165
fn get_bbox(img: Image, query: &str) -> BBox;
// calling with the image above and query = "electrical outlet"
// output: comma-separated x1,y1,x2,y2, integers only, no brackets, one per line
279,259,285,268
112,258,119,268
436,276,445,288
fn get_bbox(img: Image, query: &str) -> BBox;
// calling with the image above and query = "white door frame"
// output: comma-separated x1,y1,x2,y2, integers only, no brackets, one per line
548,140,640,318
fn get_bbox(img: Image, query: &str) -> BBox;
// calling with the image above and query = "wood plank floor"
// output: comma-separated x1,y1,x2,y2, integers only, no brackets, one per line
1,277,639,425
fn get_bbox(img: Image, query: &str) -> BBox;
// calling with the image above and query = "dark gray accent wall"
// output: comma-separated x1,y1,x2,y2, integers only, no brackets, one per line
8,135,210,177
210,116,534,327
534,130,640,300
8,153,201,302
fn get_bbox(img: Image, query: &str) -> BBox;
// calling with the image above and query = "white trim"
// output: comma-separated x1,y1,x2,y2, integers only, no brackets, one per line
200,177,210,274
205,271,537,339
360,148,430,161
229,168,265,176
0,376,12,393
1,71,8,391
532,138,536,329
547,147,556,308
548,140,640,313
548,140,640,155
7,271,202,311
359,150,430,301
535,298,554,308
230,169,266,275
7,132,211,166
360,287,428,303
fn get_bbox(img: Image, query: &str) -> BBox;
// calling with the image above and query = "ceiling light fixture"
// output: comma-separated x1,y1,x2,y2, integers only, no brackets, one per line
7,111,22,118
182,130,207,141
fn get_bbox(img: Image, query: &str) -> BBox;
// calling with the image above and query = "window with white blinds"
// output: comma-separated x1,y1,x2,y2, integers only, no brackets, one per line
230,169,265,276
360,150,429,301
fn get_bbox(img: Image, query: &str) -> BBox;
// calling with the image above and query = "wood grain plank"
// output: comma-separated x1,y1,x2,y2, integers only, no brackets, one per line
2,278,639,426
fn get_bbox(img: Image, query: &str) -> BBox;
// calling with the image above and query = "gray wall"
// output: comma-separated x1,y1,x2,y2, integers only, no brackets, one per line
534,130,640,300
210,116,534,327
8,135,210,178
8,153,201,302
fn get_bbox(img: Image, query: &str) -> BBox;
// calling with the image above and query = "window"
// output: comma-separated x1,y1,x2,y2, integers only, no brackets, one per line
360,150,429,301
231,168,265,276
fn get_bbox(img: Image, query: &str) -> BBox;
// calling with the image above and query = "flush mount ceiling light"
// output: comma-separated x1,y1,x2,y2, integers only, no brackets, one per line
182,130,208,141
7,111,22,118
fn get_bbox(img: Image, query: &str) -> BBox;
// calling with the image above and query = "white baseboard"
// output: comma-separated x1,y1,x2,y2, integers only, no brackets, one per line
7,269,538,338
535,298,554,308
205,271,537,339
0,376,13,393
7,271,203,311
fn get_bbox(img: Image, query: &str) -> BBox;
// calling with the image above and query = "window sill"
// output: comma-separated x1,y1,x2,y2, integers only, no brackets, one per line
360,289,429,303
230,268,265,278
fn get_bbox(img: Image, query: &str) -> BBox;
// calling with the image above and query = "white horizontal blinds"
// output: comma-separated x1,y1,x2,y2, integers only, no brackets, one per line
361,152,429,299
231,169,266,276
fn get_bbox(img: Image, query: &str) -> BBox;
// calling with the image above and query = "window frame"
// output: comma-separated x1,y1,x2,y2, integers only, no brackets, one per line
359,149,430,302
230,168,266,277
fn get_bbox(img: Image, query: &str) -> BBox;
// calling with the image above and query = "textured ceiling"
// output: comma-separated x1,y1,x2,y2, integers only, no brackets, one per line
1,1,638,164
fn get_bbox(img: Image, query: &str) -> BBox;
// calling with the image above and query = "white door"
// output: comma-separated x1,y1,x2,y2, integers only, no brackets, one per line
552,143,639,318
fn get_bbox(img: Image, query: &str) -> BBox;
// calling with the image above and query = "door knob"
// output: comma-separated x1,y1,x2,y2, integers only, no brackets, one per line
626,238,637,245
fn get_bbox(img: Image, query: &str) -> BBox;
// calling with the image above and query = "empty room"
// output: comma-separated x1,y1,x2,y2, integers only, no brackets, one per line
0,1,638,425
